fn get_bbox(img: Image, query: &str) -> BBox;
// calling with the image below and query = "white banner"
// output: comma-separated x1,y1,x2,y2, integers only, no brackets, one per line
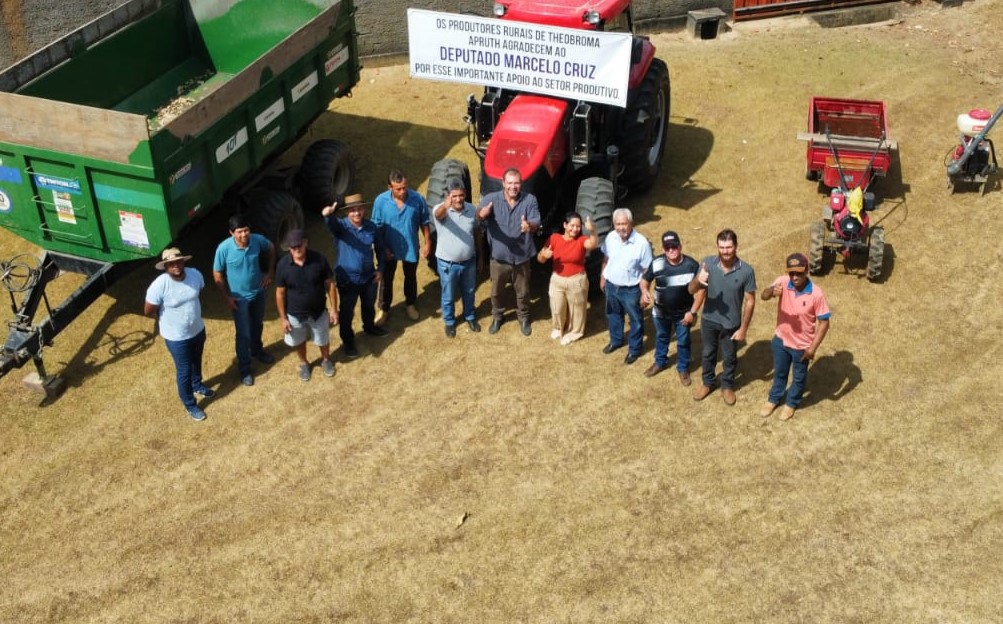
407,9,632,108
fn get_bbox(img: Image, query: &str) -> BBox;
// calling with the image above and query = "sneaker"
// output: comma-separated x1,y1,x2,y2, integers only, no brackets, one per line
560,335,577,346
364,326,390,337
406,304,419,321
186,405,207,422
550,328,562,340
466,319,481,333
374,308,388,327
678,370,692,386
322,359,336,377
644,363,665,378
445,324,457,338
253,351,275,364
722,388,737,406
194,385,215,398
241,374,254,387
693,384,712,401
298,363,311,382
780,405,797,421
760,401,778,418
343,344,359,358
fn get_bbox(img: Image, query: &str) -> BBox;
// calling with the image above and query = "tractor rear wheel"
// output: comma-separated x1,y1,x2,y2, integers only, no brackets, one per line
576,177,614,297
866,226,885,281
425,159,472,272
808,220,825,275
243,189,305,249
617,58,670,195
298,139,356,213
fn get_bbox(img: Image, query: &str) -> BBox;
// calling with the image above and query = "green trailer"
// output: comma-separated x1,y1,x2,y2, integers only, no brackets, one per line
0,0,361,392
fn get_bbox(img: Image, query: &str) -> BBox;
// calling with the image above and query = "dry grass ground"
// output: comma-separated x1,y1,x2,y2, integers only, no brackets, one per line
2,1,1003,621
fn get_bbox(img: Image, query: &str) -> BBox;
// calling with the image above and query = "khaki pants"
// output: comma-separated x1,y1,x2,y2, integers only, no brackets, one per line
548,272,589,342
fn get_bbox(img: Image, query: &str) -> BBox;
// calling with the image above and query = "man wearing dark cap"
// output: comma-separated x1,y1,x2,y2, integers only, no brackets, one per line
760,252,831,421
640,231,705,385
322,193,388,358
275,229,338,381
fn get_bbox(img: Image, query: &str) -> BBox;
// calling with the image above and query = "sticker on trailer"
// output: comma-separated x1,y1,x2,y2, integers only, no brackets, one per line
291,71,319,103
0,189,11,213
325,46,350,76
119,210,150,249
254,98,285,132
34,174,81,194
215,127,248,164
54,191,76,224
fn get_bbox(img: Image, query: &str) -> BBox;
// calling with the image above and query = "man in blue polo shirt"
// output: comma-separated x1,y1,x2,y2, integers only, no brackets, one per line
322,193,388,358
213,214,276,387
371,170,431,325
600,208,653,365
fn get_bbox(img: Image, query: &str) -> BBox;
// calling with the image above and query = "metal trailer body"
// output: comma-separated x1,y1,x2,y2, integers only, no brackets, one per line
0,0,361,388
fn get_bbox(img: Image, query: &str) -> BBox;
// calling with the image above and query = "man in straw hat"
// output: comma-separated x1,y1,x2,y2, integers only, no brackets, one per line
759,252,831,421
213,214,276,387
322,193,388,358
144,247,212,422
275,229,338,381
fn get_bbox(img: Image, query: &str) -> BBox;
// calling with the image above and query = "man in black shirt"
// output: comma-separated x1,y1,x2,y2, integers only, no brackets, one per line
640,231,705,385
275,229,338,381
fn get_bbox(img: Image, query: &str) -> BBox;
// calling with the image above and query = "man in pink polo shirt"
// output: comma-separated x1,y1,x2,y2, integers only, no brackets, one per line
760,252,831,421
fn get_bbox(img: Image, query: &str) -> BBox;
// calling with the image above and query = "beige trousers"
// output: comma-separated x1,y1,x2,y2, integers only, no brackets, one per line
549,272,589,342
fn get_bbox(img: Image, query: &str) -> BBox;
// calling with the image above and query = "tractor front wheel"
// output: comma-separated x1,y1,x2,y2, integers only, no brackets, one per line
576,177,614,297
866,226,885,282
808,220,826,275
298,139,356,213
617,58,670,195
243,189,305,249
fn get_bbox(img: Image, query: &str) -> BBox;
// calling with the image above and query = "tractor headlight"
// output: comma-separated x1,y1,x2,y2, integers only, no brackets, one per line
584,10,601,25
493,3,507,17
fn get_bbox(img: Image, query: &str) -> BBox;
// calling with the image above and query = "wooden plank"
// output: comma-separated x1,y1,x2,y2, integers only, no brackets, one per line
796,131,897,151
0,92,151,167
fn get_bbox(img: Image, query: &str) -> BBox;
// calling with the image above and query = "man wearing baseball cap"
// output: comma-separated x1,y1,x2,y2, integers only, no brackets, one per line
640,231,705,385
759,252,832,421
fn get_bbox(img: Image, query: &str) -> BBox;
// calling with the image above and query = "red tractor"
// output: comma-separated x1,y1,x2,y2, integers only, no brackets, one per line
426,0,670,273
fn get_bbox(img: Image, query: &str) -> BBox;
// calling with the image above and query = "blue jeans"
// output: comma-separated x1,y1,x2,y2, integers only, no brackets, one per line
605,282,643,356
438,257,476,325
769,335,809,408
701,317,739,389
164,329,206,409
338,277,378,348
652,311,692,371
232,293,266,376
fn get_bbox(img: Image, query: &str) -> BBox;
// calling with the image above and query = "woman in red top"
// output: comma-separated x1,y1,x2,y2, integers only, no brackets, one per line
537,212,599,345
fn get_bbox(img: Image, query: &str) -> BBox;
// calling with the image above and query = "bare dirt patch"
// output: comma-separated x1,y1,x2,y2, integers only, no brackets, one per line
2,1,1002,621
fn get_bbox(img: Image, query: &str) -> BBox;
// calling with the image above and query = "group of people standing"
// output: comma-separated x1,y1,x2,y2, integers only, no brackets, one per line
145,166,831,424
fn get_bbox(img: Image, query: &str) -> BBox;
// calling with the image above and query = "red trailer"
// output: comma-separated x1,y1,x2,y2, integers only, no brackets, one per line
799,96,896,191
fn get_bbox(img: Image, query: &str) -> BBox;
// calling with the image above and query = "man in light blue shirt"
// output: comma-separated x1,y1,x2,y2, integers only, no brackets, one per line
213,214,276,387
371,170,430,324
600,208,653,364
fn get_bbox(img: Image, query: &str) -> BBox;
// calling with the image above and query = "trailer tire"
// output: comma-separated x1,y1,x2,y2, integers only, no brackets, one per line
243,189,305,249
576,177,614,297
866,226,885,281
298,139,356,213
808,220,826,275
425,159,472,272
617,58,670,195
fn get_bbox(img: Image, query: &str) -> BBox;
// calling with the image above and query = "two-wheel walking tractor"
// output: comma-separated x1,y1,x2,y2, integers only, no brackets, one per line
946,105,1001,195
798,97,896,281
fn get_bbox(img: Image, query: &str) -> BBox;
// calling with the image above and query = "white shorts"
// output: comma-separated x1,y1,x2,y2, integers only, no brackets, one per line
284,312,331,347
